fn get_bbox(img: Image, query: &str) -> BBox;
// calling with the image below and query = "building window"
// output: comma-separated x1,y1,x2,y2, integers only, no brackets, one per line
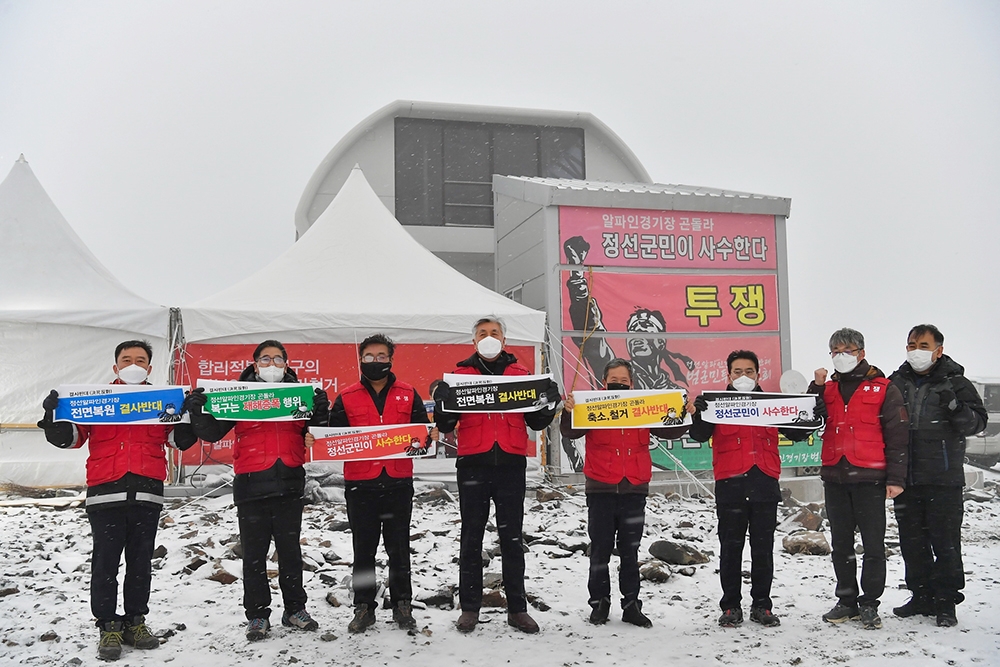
395,118,585,227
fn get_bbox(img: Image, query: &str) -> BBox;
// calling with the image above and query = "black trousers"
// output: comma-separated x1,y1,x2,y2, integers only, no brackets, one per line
237,496,307,620
344,479,414,608
716,500,778,611
88,503,160,625
587,493,646,608
893,485,965,604
457,464,527,613
824,481,886,608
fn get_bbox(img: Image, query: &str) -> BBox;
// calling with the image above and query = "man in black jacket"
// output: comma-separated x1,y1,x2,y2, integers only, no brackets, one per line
889,324,987,627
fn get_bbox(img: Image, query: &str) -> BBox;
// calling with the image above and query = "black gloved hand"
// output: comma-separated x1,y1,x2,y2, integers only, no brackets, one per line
312,388,330,424
939,388,958,413
42,389,59,416
182,387,207,414
813,395,828,421
693,394,708,413
543,379,562,405
433,381,451,404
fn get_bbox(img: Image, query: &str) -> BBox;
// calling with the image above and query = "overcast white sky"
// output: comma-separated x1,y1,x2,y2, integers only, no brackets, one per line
1,1,998,379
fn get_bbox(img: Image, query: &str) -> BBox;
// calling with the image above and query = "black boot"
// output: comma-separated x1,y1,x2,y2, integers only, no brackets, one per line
621,600,652,628
588,597,611,625
97,620,124,661
893,595,933,618
935,599,958,627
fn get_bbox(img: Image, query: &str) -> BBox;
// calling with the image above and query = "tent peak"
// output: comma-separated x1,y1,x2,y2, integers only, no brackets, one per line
17,154,27,163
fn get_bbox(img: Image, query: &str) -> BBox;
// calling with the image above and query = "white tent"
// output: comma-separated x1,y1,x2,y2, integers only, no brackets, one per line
182,166,546,346
180,167,548,480
0,156,171,487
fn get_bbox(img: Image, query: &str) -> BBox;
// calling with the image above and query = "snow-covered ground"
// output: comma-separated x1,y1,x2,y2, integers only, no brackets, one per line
1,471,998,667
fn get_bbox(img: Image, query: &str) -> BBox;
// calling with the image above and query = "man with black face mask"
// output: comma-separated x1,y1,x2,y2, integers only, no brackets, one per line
322,334,437,634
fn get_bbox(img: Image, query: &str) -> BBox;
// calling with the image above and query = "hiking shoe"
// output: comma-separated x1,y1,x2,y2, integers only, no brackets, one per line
348,603,376,633
97,620,124,661
392,601,417,630
456,611,479,633
123,615,159,649
859,605,882,630
749,607,781,627
507,611,540,634
246,617,270,641
893,596,934,618
621,600,652,628
588,597,611,625
822,603,860,624
935,599,957,627
718,608,743,627
282,608,319,631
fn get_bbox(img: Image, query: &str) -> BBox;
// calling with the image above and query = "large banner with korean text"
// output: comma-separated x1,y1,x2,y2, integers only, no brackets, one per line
557,204,785,473
177,343,536,465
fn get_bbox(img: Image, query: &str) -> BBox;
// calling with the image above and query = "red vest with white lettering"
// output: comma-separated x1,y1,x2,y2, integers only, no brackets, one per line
452,363,530,456
341,380,416,481
711,424,781,481
583,428,652,485
77,424,172,487
821,377,889,470
232,420,306,474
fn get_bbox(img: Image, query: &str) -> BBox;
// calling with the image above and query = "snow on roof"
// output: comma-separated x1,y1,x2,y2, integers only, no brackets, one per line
493,175,792,217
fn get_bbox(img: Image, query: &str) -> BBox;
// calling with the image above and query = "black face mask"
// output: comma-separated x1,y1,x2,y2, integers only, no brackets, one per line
360,362,392,382
606,382,630,391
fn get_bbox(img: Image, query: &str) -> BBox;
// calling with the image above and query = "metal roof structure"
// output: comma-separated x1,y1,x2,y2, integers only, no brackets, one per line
493,175,792,217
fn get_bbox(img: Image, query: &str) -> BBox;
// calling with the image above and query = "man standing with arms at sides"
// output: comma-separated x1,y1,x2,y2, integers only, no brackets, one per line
811,328,909,630
314,334,438,633
688,350,814,629
434,316,560,635
889,324,986,627
38,341,197,661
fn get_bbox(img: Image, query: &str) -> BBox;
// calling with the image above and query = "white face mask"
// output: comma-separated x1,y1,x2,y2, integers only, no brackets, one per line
476,336,503,360
831,352,859,374
257,365,285,383
732,376,757,393
117,363,149,385
907,348,937,372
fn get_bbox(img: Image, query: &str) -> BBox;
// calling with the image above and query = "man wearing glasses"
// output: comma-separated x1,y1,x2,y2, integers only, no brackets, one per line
323,334,438,633
888,324,986,627
809,328,909,630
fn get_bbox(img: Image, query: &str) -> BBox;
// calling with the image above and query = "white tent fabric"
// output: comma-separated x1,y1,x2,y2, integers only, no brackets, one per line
0,156,170,486
182,167,546,346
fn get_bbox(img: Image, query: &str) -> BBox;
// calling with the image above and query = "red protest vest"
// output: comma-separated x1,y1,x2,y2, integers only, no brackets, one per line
821,377,889,470
711,424,781,481
583,428,652,485
452,363,530,456
232,420,306,474
340,380,416,481
79,424,173,487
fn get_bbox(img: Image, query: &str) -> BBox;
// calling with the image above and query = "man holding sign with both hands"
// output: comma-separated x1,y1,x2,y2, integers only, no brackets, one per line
312,334,438,634
183,340,329,641
433,316,561,635
561,358,690,628
38,340,197,661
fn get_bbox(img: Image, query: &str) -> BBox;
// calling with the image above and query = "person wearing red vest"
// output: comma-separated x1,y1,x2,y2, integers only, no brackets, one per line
319,334,437,634
809,328,908,631
434,316,560,635
560,359,688,628
183,340,329,642
39,340,197,661
688,349,814,629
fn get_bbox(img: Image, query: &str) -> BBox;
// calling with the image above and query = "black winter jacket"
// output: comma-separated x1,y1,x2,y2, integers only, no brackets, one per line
889,354,988,486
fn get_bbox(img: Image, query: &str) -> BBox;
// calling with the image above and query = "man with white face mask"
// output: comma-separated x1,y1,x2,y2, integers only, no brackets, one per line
688,350,812,628
434,316,560,635
37,340,197,661
888,324,987,627
809,328,909,630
